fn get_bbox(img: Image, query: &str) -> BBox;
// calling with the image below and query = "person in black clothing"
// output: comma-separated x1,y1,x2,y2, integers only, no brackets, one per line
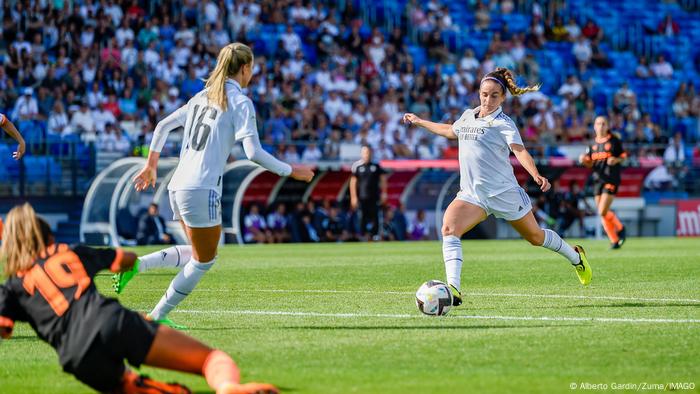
349,145,388,240
136,203,173,245
558,181,593,237
579,116,627,249
323,203,351,242
391,203,408,241
0,203,277,394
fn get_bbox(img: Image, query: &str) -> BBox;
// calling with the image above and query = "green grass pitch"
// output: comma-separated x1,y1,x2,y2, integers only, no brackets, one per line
1,238,699,393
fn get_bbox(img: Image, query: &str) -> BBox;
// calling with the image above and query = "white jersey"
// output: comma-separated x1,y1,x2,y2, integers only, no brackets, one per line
167,79,258,195
451,106,523,199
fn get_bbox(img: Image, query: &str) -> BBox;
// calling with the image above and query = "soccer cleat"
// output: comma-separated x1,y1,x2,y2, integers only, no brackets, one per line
573,245,592,286
448,284,463,306
121,370,191,394
217,382,279,394
610,242,621,250
113,258,141,294
153,317,188,330
617,225,626,246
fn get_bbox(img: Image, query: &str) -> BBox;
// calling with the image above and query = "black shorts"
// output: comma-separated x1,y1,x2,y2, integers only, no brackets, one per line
593,181,619,196
66,308,159,392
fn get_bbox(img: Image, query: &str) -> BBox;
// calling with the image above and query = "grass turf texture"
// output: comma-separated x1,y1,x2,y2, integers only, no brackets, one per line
1,238,699,393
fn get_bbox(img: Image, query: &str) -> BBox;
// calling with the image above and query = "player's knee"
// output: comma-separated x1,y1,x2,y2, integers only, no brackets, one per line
598,207,609,217
441,224,456,237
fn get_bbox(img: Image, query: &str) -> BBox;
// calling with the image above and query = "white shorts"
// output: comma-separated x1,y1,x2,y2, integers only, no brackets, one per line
169,189,222,228
455,187,532,221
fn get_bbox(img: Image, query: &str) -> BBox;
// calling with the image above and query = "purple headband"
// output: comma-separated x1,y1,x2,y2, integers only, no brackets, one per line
481,76,506,92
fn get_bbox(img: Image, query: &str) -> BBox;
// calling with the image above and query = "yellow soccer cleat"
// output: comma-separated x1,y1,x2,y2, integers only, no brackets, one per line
573,245,592,286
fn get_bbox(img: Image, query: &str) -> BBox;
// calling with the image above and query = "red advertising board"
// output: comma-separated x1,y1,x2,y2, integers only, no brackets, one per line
677,199,700,237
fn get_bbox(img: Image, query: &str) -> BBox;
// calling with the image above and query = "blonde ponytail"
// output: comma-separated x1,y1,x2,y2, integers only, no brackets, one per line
205,43,254,111
1,203,46,277
483,67,541,96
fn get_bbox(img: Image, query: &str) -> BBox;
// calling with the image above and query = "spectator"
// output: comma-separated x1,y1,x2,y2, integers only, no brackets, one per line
635,56,652,78
424,29,451,63
301,143,323,162
644,164,675,190
92,104,117,134
390,203,408,241
663,132,686,163
551,16,569,42
581,18,603,41
244,204,273,244
408,209,430,240
559,181,592,237
283,145,301,163
113,127,131,154
650,55,673,78
47,102,71,137
558,75,583,98
572,36,592,73
474,0,491,31
136,203,173,245
324,203,351,242
280,24,302,56
657,13,680,37
672,84,691,118
71,100,97,141
565,17,581,41
267,203,290,243
590,38,612,68
12,88,39,121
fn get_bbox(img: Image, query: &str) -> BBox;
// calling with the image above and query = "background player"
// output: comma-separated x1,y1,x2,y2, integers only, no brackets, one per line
0,203,277,394
403,67,592,306
123,43,314,329
579,116,627,249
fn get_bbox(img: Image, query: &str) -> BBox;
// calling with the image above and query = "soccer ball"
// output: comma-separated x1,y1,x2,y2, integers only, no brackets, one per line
415,280,453,316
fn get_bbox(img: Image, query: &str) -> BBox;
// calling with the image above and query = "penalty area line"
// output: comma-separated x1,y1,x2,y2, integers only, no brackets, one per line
175,309,700,324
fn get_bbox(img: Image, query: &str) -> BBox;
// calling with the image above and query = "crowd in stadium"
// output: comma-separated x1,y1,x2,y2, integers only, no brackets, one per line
1,0,699,168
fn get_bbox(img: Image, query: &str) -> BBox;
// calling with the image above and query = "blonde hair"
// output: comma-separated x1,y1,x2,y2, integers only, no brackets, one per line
1,203,46,277
205,43,254,111
482,67,540,96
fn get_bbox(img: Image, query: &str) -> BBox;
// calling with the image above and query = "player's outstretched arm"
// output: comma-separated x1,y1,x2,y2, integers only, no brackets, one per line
511,143,551,192
0,116,26,160
402,113,457,140
133,105,188,191
242,134,314,182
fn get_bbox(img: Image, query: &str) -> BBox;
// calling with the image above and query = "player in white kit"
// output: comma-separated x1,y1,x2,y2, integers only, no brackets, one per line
115,43,314,328
403,67,592,306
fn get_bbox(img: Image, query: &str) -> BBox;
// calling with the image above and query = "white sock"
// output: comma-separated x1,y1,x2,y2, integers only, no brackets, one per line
138,245,193,272
150,257,215,320
541,229,580,265
442,235,463,291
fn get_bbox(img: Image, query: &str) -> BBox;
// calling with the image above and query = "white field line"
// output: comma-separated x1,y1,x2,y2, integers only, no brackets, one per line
137,288,700,304
176,309,700,324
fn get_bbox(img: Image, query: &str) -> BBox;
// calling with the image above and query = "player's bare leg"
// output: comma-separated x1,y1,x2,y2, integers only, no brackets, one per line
144,325,278,394
596,193,625,248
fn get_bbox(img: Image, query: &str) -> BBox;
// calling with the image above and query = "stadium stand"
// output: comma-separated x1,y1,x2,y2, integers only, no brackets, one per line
0,0,698,242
